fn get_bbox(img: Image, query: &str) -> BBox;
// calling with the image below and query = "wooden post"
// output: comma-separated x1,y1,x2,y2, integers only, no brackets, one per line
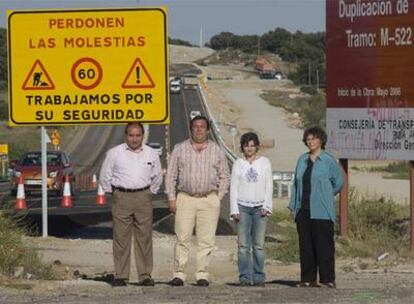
339,158,349,238
410,161,414,251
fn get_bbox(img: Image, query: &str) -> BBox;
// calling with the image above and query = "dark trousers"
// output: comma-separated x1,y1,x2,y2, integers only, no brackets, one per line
296,209,335,283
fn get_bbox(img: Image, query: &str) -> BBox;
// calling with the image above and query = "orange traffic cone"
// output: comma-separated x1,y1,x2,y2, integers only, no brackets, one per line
61,175,72,208
15,176,27,210
96,183,106,206
92,174,97,189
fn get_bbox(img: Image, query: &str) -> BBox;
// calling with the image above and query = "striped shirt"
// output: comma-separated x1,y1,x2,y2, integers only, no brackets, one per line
166,139,230,201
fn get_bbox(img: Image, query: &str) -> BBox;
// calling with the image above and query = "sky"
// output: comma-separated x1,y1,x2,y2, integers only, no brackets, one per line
0,0,325,45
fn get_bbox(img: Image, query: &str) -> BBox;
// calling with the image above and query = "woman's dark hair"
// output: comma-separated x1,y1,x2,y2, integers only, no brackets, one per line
240,132,260,152
125,122,145,134
190,115,210,130
302,126,327,149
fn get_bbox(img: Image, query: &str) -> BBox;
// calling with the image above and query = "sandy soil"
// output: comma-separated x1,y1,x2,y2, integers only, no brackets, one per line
200,64,410,205
2,46,413,303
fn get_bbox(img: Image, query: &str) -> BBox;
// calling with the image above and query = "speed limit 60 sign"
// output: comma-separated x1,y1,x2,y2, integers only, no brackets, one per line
7,8,169,126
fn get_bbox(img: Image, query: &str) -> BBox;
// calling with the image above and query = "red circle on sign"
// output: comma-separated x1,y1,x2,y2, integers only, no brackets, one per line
71,57,103,90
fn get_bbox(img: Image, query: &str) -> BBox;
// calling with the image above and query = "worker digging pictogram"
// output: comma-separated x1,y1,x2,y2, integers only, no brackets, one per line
22,60,55,90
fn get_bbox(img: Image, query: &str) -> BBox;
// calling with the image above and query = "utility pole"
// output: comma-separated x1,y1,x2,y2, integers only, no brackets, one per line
199,26,203,48
257,36,260,56
316,68,319,92
308,62,312,86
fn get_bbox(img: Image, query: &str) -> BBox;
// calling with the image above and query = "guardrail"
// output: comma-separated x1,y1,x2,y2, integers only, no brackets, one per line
197,76,294,198
198,78,237,164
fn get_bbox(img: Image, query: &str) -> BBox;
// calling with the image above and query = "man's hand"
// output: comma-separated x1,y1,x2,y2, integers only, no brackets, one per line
168,200,177,213
231,214,241,223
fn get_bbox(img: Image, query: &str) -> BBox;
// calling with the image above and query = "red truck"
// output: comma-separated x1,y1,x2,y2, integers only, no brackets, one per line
255,58,282,79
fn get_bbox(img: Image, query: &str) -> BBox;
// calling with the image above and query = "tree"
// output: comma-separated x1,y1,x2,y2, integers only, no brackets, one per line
261,27,291,53
0,28,7,82
168,37,193,47
209,32,238,50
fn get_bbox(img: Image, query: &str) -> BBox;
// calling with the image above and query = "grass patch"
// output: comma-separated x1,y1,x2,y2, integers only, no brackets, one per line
266,210,299,263
260,90,326,128
0,214,54,280
266,191,411,263
337,191,410,258
368,161,409,180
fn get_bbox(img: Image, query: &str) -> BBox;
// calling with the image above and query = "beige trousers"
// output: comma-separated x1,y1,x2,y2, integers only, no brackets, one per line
112,189,153,281
173,192,221,281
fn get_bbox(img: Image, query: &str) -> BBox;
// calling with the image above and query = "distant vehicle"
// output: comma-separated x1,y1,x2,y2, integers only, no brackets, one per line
255,58,274,73
170,77,182,94
10,151,75,196
147,142,163,156
256,57,283,80
190,110,201,120
170,84,181,94
170,81,181,94
183,74,198,89
170,76,182,86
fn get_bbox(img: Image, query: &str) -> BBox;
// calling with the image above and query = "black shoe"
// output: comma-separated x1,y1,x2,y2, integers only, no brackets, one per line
112,278,127,287
196,279,209,287
239,281,251,287
141,278,155,286
169,277,184,286
296,281,320,288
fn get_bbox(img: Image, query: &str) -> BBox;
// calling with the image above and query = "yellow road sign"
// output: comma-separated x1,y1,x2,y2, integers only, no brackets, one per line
7,8,169,126
51,129,61,146
0,144,8,155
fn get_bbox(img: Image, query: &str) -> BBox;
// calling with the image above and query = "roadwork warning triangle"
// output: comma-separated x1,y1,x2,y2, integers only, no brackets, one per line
22,60,55,90
122,58,155,89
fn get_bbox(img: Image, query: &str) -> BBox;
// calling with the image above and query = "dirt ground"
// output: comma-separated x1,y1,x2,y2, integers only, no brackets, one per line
200,64,410,204
1,232,413,303
1,46,413,303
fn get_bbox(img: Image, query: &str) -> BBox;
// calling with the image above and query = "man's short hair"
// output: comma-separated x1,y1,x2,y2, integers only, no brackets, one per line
190,115,210,130
125,122,145,134
302,125,327,149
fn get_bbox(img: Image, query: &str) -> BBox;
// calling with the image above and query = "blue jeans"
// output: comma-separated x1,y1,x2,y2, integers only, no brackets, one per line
237,205,267,284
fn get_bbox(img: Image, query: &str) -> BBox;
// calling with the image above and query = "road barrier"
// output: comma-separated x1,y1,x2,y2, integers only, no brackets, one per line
14,176,27,210
60,175,73,208
96,183,106,206
198,75,294,198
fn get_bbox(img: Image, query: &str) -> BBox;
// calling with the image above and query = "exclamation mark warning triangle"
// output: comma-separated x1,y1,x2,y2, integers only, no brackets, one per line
22,60,55,90
122,58,155,89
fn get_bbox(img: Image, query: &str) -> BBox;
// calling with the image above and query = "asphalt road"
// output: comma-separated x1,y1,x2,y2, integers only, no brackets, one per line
1,63,238,236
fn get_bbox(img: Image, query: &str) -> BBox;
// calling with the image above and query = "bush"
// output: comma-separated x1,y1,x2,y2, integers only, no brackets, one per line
0,100,7,120
300,85,318,95
260,91,326,129
301,93,326,128
0,215,54,279
337,190,410,258
266,210,300,263
368,161,409,180
267,191,410,263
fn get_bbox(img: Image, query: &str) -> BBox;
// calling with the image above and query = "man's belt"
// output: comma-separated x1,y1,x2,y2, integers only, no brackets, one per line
181,191,217,198
113,185,150,193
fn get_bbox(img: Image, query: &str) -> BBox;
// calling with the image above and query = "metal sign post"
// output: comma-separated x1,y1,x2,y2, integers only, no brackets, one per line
41,127,50,237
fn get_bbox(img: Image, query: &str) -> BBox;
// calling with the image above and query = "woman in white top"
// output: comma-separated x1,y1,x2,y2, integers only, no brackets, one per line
230,132,273,286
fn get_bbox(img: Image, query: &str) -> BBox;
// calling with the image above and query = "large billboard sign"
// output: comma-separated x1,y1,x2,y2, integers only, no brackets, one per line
326,0,414,160
7,8,169,126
